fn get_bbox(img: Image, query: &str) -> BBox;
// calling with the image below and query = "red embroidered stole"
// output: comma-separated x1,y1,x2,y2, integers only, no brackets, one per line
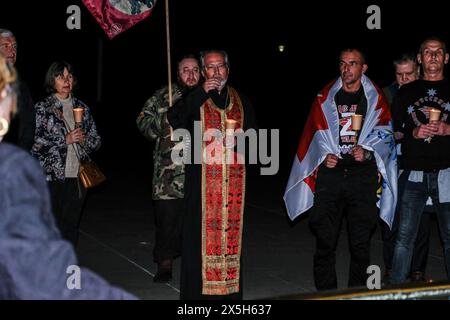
200,87,245,295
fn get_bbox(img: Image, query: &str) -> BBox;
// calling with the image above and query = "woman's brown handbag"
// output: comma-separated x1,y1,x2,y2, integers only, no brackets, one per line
78,160,106,189
54,106,106,189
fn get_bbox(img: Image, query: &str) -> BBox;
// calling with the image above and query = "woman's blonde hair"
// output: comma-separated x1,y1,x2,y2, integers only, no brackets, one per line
0,53,17,115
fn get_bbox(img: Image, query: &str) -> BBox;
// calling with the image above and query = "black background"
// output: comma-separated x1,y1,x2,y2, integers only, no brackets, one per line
1,0,449,178
2,0,450,309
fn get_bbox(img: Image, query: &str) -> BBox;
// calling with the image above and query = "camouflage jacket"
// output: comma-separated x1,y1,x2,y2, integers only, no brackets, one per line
136,83,186,200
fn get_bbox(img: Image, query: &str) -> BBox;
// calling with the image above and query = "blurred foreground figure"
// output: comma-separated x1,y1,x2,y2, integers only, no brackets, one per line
0,53,135,299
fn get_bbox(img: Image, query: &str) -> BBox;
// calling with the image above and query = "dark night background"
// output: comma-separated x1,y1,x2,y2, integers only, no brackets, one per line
1,0,450,185
3,0,450,301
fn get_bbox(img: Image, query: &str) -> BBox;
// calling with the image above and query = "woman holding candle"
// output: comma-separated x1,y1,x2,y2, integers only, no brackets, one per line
31,61,101,247
1,54,134,299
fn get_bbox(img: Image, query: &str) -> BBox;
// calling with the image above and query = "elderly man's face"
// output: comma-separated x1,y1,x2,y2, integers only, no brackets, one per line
202,52,229,83
0,36,17,65
418,40,449,77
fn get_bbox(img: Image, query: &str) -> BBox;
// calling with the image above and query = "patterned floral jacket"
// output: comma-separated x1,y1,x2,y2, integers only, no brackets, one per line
31,95,101,181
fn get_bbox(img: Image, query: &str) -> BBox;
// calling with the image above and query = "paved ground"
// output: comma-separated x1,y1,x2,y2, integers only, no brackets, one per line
76,167,448,300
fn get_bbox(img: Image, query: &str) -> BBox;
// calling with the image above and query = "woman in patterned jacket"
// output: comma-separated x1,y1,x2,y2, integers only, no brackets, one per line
31,61,101,248
1,55,135,299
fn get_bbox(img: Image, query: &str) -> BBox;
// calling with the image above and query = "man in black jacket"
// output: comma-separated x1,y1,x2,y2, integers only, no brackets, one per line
382,53,431,283
0,28,35,151
391,37,450,284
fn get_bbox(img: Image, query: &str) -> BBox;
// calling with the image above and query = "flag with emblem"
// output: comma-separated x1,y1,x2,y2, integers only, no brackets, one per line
82,0,157,39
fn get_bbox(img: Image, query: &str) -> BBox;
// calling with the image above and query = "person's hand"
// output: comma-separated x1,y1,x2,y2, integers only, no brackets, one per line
351,145,365,162
433,121,450,136
325,154,338,168
412,123,438,139
202,77,222,93
394,131,404,140
66,128,85,145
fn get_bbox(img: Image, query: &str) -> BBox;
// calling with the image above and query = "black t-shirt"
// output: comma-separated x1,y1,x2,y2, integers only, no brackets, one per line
392,79,450,171
334,86,368,166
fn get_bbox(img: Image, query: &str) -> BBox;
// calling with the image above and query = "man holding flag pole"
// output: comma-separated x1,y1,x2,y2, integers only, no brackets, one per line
284,48,397,291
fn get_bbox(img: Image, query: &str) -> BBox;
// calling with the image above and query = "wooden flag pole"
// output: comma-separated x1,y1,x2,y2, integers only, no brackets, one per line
165,0,173,107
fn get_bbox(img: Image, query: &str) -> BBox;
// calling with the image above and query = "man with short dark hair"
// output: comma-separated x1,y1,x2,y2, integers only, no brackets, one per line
137,56,201,283
382,52,431,283
384,53,420,105
284,48,397,291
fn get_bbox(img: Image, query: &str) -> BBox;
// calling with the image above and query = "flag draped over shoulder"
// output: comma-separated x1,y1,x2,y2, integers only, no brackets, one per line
283,75,397,228
82,0,157,39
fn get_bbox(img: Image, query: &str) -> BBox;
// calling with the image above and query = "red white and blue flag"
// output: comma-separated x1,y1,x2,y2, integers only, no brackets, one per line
283,75,397,228
82,0,157,39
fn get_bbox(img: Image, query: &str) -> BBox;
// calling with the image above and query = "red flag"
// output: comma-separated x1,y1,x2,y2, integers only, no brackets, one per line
82,0,157,39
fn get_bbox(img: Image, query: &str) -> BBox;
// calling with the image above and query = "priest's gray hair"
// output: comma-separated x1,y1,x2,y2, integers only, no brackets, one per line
200,50,230,69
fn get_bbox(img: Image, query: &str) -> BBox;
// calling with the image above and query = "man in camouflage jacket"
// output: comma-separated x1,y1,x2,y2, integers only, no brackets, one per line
136,56,200,282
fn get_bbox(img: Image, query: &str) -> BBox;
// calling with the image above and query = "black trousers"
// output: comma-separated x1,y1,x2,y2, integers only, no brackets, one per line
153,199,184,262
309,164,379,291
381,169,431,274
48,178,86,248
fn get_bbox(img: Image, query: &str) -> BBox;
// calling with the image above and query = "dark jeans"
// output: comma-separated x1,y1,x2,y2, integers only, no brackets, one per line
391,171,450,284
48,178,86,248
309,164,379,291
153,199,184,262
382,170,431,274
